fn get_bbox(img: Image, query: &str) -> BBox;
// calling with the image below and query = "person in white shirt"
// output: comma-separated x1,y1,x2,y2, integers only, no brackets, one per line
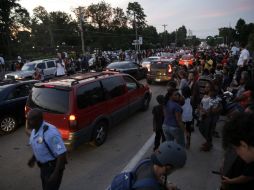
56,53,66,76
237,47,249,67
236,43,250,83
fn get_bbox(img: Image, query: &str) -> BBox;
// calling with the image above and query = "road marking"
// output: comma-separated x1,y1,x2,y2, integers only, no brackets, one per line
122,133,155,172
105,134,154,190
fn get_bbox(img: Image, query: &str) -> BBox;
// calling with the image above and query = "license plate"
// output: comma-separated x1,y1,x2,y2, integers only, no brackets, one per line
155,78,161,82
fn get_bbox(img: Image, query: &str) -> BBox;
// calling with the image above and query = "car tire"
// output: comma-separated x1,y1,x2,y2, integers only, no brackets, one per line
141,94,150,111
91,121,108,146
0,116,17,134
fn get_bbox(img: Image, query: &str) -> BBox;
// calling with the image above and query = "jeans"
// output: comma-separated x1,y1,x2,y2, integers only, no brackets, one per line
162,125,185,147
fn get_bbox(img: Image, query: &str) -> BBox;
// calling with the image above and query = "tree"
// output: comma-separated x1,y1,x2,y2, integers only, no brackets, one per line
31,7,79,54
206,36,216,47
235,18,247,44
127,2,147,29
86,1,112,30
248,32,254,51
0,0,30,58
141,25,159,48
176,25,187,46
32,6,54,47
219,27,236,45
111,7,127,29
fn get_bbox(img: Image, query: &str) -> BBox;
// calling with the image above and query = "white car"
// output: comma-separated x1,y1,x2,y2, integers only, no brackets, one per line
5,59,57,80
141,56,160,72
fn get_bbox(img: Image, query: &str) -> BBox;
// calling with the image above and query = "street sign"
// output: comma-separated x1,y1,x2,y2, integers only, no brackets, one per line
139,37,143,45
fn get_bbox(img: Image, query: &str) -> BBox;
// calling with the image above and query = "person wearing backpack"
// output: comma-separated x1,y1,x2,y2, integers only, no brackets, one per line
109,141,187,190
27,108,67,190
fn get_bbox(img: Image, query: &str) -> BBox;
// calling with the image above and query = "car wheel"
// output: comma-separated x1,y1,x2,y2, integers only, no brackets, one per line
141,94,150,111
91,121,108,146
0,116,17,134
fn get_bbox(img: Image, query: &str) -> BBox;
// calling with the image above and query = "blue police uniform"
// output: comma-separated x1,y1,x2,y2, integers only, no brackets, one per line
29,121,67,190
29,121,66,163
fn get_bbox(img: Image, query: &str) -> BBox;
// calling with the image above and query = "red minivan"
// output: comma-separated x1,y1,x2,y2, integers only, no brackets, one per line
25,72,151,150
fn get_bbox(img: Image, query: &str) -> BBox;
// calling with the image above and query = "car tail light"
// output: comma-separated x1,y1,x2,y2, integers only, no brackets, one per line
69,114,77,128
58,129,70,140
168,65,172,73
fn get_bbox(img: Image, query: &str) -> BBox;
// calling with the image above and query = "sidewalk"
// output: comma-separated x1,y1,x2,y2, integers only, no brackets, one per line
140,119,225,190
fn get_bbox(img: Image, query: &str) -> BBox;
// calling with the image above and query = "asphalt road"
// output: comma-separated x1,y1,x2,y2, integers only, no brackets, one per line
0,80,224,190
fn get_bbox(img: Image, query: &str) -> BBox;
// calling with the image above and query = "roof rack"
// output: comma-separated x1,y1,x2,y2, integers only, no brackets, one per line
48,72,116,86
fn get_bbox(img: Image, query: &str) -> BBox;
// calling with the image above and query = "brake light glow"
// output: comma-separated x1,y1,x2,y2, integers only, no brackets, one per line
69,114,77,128
168,65,172,73
69,115,76,121
58,129,70,139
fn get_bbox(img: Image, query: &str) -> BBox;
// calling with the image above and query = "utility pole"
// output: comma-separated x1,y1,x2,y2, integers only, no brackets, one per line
134,12,138,51
162,24,167,48
78,7,85,55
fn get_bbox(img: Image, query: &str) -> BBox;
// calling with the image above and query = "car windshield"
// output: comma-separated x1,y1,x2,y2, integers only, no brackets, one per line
21,64,35,71
27,87,69,114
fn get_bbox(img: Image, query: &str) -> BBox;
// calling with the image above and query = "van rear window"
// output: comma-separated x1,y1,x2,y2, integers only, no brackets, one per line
27,87,69,114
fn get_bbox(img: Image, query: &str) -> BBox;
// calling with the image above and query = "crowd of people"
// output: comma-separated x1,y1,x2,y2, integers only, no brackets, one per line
150,42,254,189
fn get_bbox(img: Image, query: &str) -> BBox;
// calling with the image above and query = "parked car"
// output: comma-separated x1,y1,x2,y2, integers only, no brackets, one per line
0,79,38,134
106,61,148,80
146,59,175,84
5,59,57,80
25,72,152,149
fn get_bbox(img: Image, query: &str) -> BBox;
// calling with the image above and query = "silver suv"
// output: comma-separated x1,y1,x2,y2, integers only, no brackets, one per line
5,59,57,80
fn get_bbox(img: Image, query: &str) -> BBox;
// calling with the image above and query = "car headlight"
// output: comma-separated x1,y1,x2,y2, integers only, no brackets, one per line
4,75,7,79
14,75,19,79
146,64,150,72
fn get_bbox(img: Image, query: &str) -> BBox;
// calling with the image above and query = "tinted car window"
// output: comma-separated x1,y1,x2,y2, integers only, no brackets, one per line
37,62,46,69
151,61,170,69
27,87,69,113
7,84,31,100
77,81,104,109
101,77,125,99
128,62,138,68
107,62,129,69
123,76,138,91
47,61,55,68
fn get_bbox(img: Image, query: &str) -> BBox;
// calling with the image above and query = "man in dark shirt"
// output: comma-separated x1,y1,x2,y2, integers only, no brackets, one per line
152,95,165,151
222,113,254,189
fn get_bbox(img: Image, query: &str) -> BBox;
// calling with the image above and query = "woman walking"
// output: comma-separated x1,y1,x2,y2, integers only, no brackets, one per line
163,88,186,147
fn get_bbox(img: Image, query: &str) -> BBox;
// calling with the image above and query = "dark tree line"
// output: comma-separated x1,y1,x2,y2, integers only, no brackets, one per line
1,0,253,59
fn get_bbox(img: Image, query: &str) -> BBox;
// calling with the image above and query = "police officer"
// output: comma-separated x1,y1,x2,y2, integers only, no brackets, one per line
27,108,67,190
